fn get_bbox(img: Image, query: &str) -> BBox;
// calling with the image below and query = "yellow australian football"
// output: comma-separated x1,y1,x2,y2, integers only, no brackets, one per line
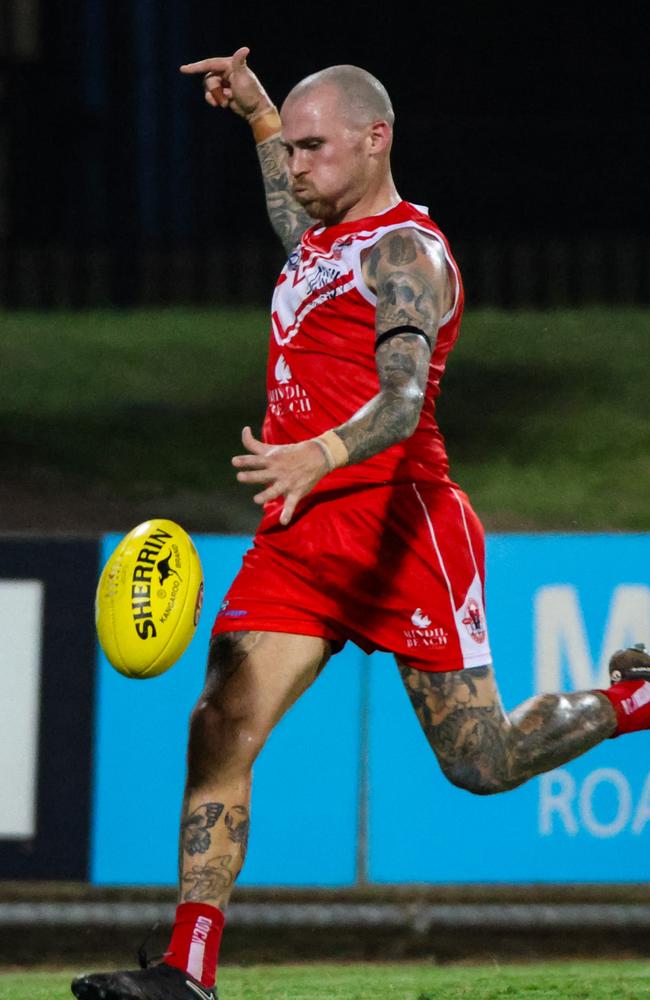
96,519,204,678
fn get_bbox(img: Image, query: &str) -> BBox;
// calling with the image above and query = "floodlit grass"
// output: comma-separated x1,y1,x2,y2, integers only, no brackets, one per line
2,962,650,1000
1,307,648,530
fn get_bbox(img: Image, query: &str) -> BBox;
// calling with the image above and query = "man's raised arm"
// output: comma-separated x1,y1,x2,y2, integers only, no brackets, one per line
180,47,312,254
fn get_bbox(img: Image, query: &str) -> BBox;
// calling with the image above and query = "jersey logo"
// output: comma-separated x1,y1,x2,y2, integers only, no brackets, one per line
272,218,448,347
268,354,312,418
292,259,341,292
272,271,355,346
274,355,292,384
411,608,432,628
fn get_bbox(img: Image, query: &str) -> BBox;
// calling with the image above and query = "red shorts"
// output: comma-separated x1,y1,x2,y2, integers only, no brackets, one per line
212,482,492,672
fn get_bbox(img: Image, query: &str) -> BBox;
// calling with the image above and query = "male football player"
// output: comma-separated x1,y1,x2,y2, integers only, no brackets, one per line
72,47,650,1000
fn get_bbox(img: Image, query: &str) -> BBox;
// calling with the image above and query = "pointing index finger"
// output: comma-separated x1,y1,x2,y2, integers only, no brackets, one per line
179,57,231,75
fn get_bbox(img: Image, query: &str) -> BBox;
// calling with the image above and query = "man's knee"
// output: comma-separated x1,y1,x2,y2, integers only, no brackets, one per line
439,759,502,795
188,694,266,778
186,634,268,785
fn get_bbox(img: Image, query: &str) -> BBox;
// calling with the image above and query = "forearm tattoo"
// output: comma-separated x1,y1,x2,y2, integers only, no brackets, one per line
399,664,616,795
336,332,431,463
256,135,313,254
336,229,447,464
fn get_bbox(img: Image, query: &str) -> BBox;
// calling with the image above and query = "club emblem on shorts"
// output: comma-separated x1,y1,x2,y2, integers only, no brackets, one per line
462,598,486,643
404,609,448,649
275,354,292,384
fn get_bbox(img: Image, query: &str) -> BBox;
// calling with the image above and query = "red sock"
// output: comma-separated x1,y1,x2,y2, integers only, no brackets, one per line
600,680,650,737
164,902,225,988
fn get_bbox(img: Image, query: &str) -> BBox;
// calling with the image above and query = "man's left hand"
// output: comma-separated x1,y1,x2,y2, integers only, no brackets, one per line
232,426,330,525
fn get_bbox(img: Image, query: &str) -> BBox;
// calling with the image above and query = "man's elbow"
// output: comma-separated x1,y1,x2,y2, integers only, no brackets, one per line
393,386,425,440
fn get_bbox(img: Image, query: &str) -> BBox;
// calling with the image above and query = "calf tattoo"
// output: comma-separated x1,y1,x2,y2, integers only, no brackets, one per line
399,663,615,794
225,805,250,849
181,802,224,855
182,802,250,852
182,855,234,902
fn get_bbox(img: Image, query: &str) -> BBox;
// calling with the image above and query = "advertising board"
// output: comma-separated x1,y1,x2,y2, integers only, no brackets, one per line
91,532,650,886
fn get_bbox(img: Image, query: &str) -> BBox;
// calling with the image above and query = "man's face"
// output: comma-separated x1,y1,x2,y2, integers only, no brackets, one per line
280,86,371,223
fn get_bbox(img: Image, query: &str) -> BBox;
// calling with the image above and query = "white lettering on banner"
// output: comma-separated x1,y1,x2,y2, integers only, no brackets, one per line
534,585,650,694
0,580,44,839
539,768,650,838
631,773,650,834
580,769,631,838
539,770,579,835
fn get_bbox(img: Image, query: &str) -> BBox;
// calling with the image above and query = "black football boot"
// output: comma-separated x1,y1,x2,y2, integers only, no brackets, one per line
71,963,218,1000
609,643,650,684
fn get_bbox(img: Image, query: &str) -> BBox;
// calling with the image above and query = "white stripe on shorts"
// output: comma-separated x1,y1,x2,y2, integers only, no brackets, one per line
451,487,480,580
412,483,492,668
412,484,456,616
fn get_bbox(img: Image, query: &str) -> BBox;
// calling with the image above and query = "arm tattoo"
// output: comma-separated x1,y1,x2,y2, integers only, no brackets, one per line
181,802,224,855
335,229,447,465
374,230,444,333
387,232,418,266
256,135,313,254
336,333,431,464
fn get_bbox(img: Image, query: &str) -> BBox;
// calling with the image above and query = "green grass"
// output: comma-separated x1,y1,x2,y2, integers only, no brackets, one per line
2,962,650,1000
1,307,648,531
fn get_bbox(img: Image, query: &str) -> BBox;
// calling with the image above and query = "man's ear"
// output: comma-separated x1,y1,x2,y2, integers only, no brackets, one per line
367,119,392,154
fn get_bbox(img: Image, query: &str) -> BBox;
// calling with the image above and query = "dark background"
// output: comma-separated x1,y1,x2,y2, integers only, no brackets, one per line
1,1,648,306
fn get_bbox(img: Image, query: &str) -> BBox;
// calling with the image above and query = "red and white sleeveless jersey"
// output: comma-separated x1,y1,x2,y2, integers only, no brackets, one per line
263,199,464,492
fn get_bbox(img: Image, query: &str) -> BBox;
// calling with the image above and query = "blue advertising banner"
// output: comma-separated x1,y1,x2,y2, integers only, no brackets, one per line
91,534,364,886
91,533,650,886
368,534,650,883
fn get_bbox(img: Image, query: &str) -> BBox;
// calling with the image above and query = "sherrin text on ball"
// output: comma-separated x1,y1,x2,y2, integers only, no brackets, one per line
96,518,204,678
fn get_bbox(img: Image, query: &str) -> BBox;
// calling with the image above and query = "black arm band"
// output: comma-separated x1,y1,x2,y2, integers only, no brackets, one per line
375,324,432,352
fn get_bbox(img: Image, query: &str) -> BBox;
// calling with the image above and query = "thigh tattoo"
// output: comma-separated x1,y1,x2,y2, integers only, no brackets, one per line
206,631,264,686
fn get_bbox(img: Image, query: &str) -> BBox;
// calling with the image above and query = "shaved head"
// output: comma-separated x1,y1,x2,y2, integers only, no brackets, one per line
278,64,398,225
284,64,395,128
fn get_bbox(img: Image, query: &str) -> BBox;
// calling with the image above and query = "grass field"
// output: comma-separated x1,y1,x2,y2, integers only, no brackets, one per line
2,962,650,1000
1,307,648,532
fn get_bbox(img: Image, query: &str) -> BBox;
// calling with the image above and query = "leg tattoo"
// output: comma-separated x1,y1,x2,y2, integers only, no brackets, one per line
179,800,250,904
399,663,616,794
182,855,235,902
181,803,224,856
179,631,328,904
